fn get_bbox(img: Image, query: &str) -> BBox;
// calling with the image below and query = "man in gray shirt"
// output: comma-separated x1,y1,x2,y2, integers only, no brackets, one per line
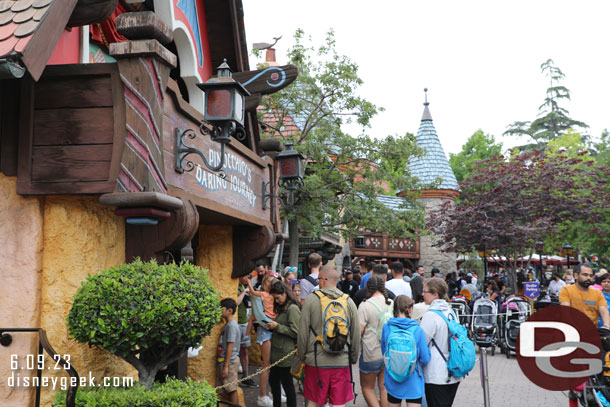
300,253,322,300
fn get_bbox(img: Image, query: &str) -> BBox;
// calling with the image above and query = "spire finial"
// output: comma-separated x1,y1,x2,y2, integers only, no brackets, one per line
424,88,429,106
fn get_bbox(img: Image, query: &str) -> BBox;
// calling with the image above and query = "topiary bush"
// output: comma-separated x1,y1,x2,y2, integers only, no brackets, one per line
68,259,221,389
53,377,217,407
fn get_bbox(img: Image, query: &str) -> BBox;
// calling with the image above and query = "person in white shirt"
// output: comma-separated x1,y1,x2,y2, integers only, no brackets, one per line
385,262,413,299
469,272,478,288
548,272,566,296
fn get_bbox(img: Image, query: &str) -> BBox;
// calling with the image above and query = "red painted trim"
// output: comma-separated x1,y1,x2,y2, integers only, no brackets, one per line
47,28,80,66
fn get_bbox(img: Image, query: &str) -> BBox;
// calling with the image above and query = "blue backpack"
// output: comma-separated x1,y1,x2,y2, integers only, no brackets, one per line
383,324,419,383
430,310,476,378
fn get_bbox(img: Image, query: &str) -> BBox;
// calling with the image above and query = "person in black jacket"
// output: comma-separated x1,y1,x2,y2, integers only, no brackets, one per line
339,269,359,299
353,264,396,307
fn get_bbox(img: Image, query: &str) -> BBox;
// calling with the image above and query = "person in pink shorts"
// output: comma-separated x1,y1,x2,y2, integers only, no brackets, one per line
297,265,361,407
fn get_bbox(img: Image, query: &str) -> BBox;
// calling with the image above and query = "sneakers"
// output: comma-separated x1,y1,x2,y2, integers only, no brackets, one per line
257,395,273,407
240,378,257,388
268,392,287,404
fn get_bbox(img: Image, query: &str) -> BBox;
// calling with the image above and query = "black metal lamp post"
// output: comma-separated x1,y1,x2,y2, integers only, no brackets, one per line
535,241,544,280
561,241,574,270
262,142,305,209
478,249,488,280
175,59,251,175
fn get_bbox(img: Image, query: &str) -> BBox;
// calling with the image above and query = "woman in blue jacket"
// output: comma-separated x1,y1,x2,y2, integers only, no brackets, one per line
381,295,431,407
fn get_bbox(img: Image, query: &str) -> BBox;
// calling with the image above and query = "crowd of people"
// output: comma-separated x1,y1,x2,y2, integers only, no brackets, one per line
216,254,475,407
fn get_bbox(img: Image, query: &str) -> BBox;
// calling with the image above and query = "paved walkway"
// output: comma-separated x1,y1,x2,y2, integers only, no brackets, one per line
242,350,571,407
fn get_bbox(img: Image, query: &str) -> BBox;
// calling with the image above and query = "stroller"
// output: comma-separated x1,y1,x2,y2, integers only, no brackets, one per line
577,328,610,406
450,295,472,331
499,297,531,358
471,297,499,355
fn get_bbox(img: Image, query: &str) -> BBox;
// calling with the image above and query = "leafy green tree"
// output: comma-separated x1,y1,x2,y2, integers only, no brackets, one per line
449,129,503,182
259,29,426,266
504,59,589,146
68,259,221,389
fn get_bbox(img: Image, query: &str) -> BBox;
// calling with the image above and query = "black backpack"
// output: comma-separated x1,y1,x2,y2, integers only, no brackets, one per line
304,275,319,287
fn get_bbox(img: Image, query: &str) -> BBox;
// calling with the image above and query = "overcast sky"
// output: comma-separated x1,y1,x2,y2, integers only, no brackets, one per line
241,0,610,155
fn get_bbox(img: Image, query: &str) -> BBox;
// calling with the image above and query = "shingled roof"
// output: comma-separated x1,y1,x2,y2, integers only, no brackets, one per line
408,93,459,191
0,0,78,80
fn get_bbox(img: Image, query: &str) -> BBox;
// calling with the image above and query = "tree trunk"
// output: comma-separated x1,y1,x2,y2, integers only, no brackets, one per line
289,218,299,267
138,368,156,389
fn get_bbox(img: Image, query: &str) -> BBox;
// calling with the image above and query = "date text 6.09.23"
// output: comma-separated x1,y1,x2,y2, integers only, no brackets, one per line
10,354,71,371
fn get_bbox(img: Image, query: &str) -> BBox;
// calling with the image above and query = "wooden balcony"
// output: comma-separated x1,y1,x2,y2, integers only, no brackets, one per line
350,233,420,259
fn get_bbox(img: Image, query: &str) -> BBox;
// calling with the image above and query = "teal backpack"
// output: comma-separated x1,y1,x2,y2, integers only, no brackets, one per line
383,324,419,383
430,310,476,378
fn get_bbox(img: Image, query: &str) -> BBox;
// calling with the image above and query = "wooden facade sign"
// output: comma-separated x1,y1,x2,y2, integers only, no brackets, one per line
163,81,273,227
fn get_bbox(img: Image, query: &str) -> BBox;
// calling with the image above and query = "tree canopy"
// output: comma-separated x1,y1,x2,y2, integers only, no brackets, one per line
427,149,610,284
504,59,589,146
258,29,426,256
449,129,503,182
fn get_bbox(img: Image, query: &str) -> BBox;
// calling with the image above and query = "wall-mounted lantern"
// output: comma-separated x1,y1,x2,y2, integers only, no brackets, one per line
175,59,251,175
262,142,305,209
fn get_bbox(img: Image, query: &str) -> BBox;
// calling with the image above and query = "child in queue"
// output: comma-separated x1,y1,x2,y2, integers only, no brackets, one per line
381,295,430,407
241,274,278,407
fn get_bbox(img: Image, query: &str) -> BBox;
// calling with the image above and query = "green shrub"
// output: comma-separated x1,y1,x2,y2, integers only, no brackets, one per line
67,259,221,388
53,377,217,407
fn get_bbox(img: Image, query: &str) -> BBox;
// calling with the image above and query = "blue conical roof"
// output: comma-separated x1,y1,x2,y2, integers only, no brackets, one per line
408,95,459,191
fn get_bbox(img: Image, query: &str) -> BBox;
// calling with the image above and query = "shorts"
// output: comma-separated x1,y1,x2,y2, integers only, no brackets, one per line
359,353,384,374
217,358,240,393
303,365,353,406
256,326,272,345
387,393,422,404
239,323,251,347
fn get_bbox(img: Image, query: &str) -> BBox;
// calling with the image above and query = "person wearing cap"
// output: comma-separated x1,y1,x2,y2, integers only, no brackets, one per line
339,269,359,299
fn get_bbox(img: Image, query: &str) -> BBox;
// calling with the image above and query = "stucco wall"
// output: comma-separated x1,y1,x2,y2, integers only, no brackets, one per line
39,196,133,406
419,197,457,276
188,225,236,386
0,175,43,407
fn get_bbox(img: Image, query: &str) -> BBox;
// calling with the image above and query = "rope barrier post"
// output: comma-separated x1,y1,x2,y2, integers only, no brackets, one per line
480,347,491,407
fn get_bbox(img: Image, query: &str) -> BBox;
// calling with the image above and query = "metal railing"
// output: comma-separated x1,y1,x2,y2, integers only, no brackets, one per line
0,328,79,407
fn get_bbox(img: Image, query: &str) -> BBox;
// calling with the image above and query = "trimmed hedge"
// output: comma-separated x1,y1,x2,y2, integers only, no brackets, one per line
53,378,218,407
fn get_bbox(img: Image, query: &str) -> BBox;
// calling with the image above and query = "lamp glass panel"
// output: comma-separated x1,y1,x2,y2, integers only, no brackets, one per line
280,157,298,179
234,92,244,124
206,89,232,118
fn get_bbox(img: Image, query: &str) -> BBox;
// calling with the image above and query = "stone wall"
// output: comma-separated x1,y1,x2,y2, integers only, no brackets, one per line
419,197,457,276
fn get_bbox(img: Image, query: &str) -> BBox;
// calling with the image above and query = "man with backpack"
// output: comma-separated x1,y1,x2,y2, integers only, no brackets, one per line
297,265,361,407
300,253,323,301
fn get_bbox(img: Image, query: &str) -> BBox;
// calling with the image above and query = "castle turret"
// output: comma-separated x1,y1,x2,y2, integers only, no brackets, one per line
406,89,459,275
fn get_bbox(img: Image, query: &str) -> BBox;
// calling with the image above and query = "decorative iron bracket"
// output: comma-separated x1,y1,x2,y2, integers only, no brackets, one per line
262,181,298,210
174,122,246,177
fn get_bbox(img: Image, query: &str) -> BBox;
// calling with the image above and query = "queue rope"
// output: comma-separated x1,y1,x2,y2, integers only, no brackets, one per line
214,348,297,391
